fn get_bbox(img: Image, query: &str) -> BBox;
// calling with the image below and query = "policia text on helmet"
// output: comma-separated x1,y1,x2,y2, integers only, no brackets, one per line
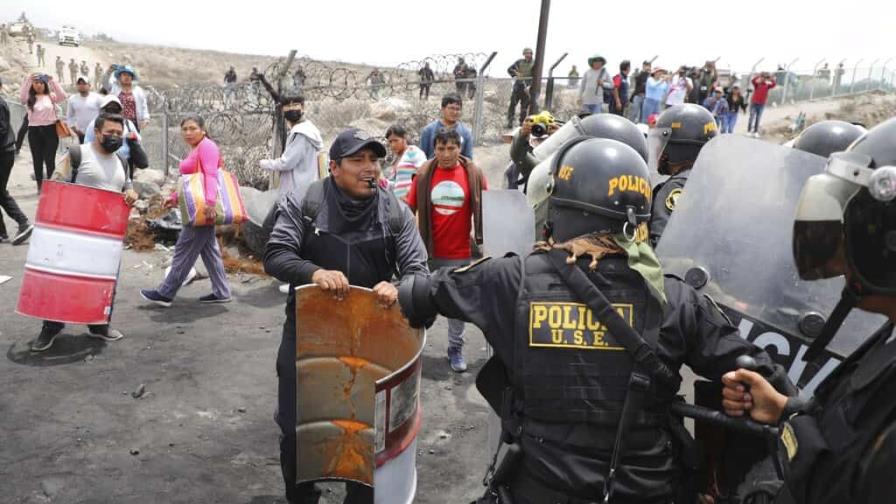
648,104,718,246
721,118,896,504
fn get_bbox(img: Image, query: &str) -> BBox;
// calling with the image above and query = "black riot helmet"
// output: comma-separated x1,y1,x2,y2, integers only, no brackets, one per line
648,104,718,175
794,117,896,296
578,113,649,162
546,137,652,242
792,120,866,159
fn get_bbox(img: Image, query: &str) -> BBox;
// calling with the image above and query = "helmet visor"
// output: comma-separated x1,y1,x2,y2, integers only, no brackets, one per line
647,126,673,175
793,153,874,280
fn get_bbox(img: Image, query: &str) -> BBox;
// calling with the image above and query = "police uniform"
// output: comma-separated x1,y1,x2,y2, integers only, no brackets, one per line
401,137,789,504
649,170,689,247
415,252,785,503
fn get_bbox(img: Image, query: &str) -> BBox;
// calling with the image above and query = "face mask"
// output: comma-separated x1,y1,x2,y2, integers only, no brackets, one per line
284,110,303,123
100,134,123,153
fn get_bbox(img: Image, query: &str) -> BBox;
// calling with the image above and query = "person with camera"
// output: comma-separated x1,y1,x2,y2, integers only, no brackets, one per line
665,66,693,109
505,111,558,189
747,71,776,137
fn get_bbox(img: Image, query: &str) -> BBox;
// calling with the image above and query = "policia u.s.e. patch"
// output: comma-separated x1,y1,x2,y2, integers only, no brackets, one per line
529,302,632,350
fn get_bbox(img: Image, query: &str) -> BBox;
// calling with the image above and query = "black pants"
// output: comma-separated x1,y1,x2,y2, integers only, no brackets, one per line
419,83,431,99
507,80,530,127
15,115,28,152
43,320,109,335
28,124,58,191
0,150,28,236
277,318,374,504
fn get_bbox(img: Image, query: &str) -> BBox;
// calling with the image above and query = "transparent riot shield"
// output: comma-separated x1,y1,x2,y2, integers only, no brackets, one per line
656,135,887,396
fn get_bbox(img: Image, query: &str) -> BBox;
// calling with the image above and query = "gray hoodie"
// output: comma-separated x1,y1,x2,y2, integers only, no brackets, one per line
260,120,323,200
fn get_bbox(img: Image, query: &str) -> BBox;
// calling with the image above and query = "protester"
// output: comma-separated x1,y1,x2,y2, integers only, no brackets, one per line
384,124,426,201
610,60,631,116
722,85,747,134
55,56,65,84
35,44,45,67
418,62,434,100
406,128,487,372
20,73,66,191
0,77,33,245
567,65,579,88
224,66,237,105
68,59,78,87
629,60,651,123
697,60,718,104
140,116,231,307
643,68,670,122
579,55,613,114
453,57,469,97
105,65,150,131
94,63,104,91
748,72,777,137
704,87,729,129
30,113,139,351
66,76,103,144
666,66,693,108
419,93,473,159
259,95,322,200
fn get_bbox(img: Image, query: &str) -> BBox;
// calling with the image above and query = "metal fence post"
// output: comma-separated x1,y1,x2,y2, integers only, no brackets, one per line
544,52,568,111
472,51,497,145
880,59,893,92
832,59,847,97
865,59,879,92
780,57,798,105
849,59,863,94
809,58,825,101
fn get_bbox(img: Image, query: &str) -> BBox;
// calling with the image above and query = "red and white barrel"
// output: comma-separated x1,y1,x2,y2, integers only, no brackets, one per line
16,181,129,325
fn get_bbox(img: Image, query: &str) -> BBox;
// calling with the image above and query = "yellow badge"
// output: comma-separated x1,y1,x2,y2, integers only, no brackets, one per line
528,302,632,351
781,422,799,461
665,188,683,212
453,256,491,274
557,165,575,181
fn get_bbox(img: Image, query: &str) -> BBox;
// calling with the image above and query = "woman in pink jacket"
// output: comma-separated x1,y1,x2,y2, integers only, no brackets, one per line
141,115,232,306
20,73,66,190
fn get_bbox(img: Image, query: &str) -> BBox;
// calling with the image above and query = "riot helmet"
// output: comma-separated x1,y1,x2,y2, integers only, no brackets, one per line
648,104,718,175
794,117,896,296
792,120,866,159
578,114,649,162
546,137,652,242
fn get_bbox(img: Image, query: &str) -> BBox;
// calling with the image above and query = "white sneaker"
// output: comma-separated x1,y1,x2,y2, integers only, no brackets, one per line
164,266,198,287
278,283,291,294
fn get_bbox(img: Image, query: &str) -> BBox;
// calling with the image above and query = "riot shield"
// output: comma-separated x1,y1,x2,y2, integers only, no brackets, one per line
295,286,425,504
17,181,129,325
482,190,535,257
656,135,887,396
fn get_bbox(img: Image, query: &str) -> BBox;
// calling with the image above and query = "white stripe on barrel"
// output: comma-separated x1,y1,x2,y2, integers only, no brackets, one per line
25,225,123,279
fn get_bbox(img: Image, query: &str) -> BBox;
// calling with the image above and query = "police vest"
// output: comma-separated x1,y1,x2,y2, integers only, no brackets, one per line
512,252,669,446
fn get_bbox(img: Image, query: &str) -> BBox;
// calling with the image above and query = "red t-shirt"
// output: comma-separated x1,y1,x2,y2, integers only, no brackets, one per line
750,77,777,105
407,163,486,260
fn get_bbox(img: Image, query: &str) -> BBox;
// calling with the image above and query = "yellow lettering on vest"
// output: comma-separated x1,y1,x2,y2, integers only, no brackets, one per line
577,306,587,330
593,331,608,347
573,330,585,345
608,177,619,196
548,306,562,328
551,329,565,344
531,304,548,329
586,309,601,331
562,305,577,329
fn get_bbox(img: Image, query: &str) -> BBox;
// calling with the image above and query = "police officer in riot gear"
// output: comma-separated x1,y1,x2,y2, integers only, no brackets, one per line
790,119,865,158
721,118,896,504
647,104,718,246
399,136,792,503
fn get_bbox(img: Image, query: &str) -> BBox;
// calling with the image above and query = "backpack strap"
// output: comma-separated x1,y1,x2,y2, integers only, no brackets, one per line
69,145,82,183
300,180,326,226
381,188,403,236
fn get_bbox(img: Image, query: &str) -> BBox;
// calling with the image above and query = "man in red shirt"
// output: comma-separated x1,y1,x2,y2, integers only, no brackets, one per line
748,71,776,137
406,128,487,372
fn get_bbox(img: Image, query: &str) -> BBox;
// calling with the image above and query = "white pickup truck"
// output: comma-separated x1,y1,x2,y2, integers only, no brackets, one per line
58,25,80,47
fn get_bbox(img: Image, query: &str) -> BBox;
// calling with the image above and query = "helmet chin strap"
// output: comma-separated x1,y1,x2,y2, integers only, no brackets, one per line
797,287,859,389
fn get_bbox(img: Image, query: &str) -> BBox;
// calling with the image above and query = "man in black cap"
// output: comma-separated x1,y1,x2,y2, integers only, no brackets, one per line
263,128,429,504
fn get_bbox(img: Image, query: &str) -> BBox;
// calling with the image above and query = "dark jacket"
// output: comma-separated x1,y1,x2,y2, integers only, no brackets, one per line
411,155,485,257
263,178,429,320
0,97,14,153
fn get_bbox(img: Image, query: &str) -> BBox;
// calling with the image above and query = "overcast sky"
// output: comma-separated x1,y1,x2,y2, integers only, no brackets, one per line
7,1,895,76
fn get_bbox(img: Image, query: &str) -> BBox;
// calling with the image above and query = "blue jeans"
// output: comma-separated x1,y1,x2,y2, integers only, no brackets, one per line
430,258,470,351
641,98,661,123
748,103,765,133
723,111,738,134
583,103,603,114
628,95,644,123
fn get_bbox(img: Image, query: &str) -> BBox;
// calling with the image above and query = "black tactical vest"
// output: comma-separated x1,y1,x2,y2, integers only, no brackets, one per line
649,169,691,246
512,252,668,441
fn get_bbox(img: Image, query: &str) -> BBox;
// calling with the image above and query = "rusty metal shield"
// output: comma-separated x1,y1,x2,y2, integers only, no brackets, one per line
295,285,424,503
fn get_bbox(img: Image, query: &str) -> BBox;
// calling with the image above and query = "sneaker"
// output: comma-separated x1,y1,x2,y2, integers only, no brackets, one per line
278,283,291,294
31,327,60,352
140,289,173,307
199,293,232,304
11,223,33,246
447,347,467,373
88,327,124,342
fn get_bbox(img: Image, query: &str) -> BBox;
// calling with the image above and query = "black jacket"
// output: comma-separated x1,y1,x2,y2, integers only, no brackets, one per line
0,97,14,153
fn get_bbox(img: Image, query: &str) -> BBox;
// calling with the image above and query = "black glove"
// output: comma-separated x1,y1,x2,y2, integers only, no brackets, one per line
398,274,437,329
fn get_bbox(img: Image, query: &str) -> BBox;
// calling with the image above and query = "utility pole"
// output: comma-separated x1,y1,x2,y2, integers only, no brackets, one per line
528,0,551,115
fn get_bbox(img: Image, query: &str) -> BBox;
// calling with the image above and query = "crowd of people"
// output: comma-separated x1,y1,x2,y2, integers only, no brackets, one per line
3,30,895,504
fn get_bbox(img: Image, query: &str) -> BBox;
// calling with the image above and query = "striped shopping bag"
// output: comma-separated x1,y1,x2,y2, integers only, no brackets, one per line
179,169,248,226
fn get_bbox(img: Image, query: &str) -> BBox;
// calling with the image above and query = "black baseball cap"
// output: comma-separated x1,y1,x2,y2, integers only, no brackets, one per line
328,128,387,161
